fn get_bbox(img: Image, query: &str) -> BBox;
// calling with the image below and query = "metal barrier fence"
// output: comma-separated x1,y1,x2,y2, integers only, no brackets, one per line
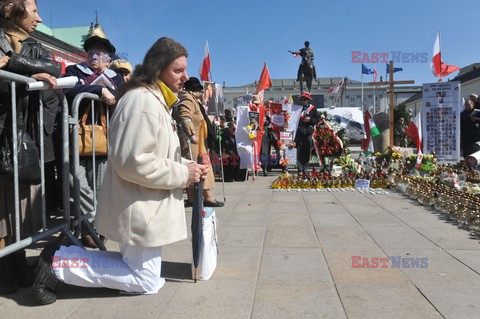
0,69,81,259
69,92,108,250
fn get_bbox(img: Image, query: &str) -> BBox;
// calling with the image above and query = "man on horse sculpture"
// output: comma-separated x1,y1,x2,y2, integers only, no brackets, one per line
290,41,317,91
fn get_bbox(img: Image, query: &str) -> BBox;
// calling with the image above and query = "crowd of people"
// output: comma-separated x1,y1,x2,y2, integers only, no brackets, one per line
0,0,212,304
1,0,478,306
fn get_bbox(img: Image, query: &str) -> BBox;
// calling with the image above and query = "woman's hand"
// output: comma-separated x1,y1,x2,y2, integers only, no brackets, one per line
0,56,10,69
187,162,209,183
32,73,57,89
101,88,116,105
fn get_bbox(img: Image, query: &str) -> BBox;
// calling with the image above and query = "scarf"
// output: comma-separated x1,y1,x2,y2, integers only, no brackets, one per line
156,81,178,108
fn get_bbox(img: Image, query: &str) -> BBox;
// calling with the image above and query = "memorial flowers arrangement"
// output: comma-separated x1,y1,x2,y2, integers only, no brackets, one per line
313,114,346,157
405,153,436,173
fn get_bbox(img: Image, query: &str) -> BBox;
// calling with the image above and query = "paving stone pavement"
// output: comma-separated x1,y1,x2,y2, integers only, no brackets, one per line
2,171,480,318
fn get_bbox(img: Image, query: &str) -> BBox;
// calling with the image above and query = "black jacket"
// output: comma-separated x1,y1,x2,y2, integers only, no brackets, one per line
0,28,62,162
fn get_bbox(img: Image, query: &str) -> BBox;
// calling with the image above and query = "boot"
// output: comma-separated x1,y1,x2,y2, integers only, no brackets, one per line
13,250,36,287
0,254,18,294
32,247,59,305
262,166,269,176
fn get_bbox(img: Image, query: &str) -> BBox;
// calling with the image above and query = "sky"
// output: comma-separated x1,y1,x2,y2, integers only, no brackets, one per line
40,0,480,88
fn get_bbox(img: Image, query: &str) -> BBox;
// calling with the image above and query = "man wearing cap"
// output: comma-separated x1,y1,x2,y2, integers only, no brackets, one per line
62,36,125,248
173,77,224,207
110,59,133,82
63,35,124,108
294,92,319,175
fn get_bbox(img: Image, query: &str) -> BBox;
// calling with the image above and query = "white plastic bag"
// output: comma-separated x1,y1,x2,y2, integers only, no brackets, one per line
192,207,218,280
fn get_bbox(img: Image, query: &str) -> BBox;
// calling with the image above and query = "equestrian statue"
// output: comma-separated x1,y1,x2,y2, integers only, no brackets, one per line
289,40,317,93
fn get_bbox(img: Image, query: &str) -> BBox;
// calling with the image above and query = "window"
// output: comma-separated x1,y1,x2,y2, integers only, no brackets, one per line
350,96,356,102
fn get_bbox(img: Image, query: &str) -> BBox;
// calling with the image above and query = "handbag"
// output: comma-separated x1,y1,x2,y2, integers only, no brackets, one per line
192,207,218,280
0,104,41,185
78,102,108,156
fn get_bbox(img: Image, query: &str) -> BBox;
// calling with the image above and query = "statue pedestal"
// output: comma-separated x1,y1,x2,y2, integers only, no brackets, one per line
374,129,390,153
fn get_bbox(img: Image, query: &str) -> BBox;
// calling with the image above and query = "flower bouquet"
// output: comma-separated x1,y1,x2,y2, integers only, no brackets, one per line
313,114,346,169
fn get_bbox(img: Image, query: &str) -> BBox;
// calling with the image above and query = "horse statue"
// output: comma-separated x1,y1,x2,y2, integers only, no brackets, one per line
298,60,315,93
289,40,317,93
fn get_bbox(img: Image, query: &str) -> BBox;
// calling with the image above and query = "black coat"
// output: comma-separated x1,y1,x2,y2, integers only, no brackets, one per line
0,28,62,162
460,109,480,157
63,63,124,122
221,130,238,156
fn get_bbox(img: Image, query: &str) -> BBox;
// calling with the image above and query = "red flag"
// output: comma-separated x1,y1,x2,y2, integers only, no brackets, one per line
200,41,211,82
406,112,422,151
373,67,378,81
430,32,459,78
256,63,272,92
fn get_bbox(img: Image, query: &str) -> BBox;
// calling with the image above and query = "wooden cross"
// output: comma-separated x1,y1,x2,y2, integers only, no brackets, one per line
368,61,414,146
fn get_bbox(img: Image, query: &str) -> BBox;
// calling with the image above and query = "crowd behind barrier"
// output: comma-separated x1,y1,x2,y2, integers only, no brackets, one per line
0,69,80,259
0,70,110,258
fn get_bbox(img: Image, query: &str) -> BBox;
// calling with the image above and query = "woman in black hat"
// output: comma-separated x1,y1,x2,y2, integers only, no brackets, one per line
61,35,125,248
173,77,224,207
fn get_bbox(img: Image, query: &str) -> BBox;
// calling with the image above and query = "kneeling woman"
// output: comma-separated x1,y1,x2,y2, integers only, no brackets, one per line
32,37,208,305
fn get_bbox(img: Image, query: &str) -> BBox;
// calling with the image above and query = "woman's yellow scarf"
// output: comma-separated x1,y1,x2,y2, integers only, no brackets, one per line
156,81,178,108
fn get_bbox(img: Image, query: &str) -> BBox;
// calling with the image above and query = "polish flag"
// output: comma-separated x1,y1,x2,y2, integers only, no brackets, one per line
200,41,211,82
430,32,459,78
328,77,344,94
406,112,422,151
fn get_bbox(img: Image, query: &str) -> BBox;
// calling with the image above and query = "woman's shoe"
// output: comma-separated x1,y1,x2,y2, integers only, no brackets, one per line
0,254,18,295
203,199,224,207
32,247,60,305
13,250,36,287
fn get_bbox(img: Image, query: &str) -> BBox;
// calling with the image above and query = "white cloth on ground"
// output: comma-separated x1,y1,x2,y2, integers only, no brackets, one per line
52,244,164,294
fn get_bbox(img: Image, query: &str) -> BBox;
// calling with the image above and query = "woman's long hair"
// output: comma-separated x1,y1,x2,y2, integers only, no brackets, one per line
0,0,33,20
118,37,188,98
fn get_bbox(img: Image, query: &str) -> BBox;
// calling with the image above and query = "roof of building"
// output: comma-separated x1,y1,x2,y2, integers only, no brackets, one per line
36,23,91,49
32,29,85,54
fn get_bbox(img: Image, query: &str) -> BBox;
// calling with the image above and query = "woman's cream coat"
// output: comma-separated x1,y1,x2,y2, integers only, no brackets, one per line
96,86,191,247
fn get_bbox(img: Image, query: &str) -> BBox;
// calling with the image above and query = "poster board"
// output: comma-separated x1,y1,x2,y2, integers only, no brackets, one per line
422,82,461,163
248,111,260,128
204,81,217,115
355,179,370,190
285,146,297,165
215,83,224,115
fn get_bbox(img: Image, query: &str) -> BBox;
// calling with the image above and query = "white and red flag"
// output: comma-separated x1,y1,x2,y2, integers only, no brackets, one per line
373,67,378,81
328,77,344,94
406,112,422,151
430,32,459,78
200,41,211,82
406,112,423,169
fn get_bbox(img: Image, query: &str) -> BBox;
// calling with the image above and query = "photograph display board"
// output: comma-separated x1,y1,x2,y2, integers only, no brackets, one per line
422,81,461,163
